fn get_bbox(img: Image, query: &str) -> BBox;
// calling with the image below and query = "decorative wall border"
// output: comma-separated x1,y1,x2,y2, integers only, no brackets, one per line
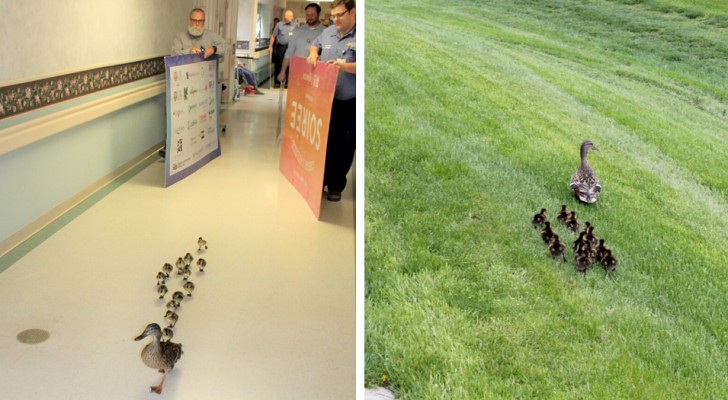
0,57,165,120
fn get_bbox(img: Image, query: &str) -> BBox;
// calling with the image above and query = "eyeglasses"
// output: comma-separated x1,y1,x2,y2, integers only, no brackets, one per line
190,18,205,23
331,10,350,20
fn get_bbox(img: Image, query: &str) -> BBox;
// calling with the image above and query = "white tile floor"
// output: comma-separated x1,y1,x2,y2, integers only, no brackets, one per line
0,90,356,399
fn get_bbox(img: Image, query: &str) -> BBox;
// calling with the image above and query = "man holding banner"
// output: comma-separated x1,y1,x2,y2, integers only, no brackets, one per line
172,8,227,58
307,0,356,202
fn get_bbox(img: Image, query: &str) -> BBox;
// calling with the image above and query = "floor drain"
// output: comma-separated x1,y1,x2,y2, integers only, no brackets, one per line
16,329,50,344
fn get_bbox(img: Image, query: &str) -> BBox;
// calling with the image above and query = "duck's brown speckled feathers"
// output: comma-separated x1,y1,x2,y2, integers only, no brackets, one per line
570,140,601,204
135,323,183,394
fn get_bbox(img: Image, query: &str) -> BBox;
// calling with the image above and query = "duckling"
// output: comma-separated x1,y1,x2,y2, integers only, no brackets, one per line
540,221,555,244
197,258,206,272
565,211,579,233
183,252,194,267
166,300,178,312
572,231,588,252
135,323,183,394
600,249,618,273
556,205,570,224
161,263,173,277
182,265,191,281
175,257,185,275
157,284,168,299
183,281,195,297
162,327,174,342
172,291,185,307
575,238,597,261
575,253,594,275
579,221,591,236
156,272,167,286
531,208,548,229
164,311,178,328
570,140,601,204
595,239,609,262
198,237,208,251
585,226,599,247
548,235,567,262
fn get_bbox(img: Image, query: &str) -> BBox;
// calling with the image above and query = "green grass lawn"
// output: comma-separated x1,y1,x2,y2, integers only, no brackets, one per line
364,0,728,398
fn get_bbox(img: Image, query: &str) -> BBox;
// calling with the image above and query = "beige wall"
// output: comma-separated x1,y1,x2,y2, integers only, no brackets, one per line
0,0,194,83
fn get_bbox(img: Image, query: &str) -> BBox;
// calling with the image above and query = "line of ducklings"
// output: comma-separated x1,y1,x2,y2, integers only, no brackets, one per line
532,206,618,275
135,237,208,394
155,249,208,340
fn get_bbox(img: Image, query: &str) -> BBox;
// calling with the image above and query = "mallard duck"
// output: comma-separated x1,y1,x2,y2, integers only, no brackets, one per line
198,237,208,251
556,205,570,224
162,263,173,278
156,272,167,286
548,235,567,262
197,258,206,272
135,323,183,394
164,311,178,328
157,284,168,299
184,253,194,267
570,140,601,204
183,281,195,297
166,300,178,312
540,221,555,244
531,208,547,229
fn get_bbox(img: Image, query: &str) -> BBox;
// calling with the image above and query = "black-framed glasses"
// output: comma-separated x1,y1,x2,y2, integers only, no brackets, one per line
331,10,350,20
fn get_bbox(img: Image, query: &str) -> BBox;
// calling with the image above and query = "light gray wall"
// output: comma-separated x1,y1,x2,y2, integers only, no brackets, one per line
0,0,193,82
0,0,195,247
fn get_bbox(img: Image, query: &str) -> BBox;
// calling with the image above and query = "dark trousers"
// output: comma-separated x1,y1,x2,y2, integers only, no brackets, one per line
273,44,288,85
324,98,356,192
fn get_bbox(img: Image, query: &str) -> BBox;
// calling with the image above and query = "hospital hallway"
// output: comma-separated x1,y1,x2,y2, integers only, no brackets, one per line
0,90,356,399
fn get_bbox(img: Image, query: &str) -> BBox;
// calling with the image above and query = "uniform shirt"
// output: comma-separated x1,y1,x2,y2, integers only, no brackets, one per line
171,29,227,55
311,24,356,101
272,21,296,46
284,24,326,59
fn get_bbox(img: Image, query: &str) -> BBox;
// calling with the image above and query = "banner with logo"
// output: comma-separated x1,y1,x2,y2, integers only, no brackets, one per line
164,54,221,187
279,56,339,219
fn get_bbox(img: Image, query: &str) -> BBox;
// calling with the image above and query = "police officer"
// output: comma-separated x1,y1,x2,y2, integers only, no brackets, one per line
307,0,356,202
269,10,295,88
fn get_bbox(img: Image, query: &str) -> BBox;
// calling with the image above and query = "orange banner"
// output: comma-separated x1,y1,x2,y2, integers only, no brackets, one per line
279,56,338,218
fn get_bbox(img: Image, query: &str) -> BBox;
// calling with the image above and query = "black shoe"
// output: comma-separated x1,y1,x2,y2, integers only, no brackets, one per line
158,148,166,158
327,191,342,202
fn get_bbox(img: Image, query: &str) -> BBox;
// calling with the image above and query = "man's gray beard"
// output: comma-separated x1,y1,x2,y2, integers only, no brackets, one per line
188,26,204,37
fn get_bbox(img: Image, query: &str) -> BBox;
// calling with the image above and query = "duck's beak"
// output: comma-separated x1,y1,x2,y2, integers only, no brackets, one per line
134,330,149,341
592,146,599,151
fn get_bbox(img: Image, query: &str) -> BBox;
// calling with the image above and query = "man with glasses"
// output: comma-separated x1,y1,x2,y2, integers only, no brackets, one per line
172,8,227,58
307,0,356,202
162,8,227,158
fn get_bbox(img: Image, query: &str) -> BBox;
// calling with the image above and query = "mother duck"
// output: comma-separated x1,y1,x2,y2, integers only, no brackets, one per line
135,323,183,394
570,140,601,204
